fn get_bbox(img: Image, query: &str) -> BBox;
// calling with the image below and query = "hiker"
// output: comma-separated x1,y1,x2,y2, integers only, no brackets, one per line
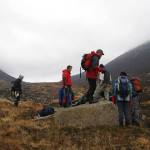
130,77,143,126
93,64,112,101
35,103,55,118
75,49,104,106
59,65,74,107
113,72,132,127
11,75,24,106
83,49,104,104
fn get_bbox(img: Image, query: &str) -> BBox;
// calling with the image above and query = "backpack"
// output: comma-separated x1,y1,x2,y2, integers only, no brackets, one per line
59,87,72,107
117,78,130,98
131,78,142,93
39,106,55,117
81,53,94,71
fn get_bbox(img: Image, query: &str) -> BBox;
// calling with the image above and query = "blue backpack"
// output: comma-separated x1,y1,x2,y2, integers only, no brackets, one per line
59,87,72,107
117,77,130,98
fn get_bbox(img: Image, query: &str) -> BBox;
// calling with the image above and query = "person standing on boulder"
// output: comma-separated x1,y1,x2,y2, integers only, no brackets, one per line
113,72,132,127
11,75,24,107
83,49,104,104
62,65,74,106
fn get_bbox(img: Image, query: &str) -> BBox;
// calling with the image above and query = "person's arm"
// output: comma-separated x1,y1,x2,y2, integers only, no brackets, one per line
111,82,117,104
62,72,68,88
63,76,66,86
113,82,117,96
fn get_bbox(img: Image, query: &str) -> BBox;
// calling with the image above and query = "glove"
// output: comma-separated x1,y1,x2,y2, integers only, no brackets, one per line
112,96,116,105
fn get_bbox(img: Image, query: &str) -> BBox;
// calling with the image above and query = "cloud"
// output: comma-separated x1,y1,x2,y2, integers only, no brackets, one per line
0,0,150,82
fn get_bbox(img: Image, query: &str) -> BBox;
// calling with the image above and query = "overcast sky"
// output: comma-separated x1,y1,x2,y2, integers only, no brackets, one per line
0,0,150,82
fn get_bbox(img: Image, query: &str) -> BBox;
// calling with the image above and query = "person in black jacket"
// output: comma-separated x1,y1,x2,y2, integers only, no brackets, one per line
11,75,24,106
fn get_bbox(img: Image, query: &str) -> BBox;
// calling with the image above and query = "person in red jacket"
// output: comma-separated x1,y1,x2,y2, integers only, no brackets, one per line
62,65,74,101
85,49,104,103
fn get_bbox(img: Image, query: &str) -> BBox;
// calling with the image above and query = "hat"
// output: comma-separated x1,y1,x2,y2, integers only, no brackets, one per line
18,75,24,80
96,49,104,55
99,64,105,68
120,72,127,76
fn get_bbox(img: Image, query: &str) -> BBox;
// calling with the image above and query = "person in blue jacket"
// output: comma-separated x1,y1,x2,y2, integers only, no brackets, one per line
113,72,132,127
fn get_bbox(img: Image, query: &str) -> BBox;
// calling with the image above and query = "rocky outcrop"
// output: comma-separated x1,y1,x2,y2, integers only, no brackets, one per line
55,101,118,128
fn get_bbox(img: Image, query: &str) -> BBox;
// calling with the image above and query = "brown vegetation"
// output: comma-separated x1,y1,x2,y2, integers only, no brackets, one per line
0,99,150,150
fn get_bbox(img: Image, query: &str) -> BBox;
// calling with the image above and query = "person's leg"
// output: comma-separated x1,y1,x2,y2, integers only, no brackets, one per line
14,91,20,107
117,101,124,127
68,87,74,106
124,101,131,126
93,81,102,100
87,79,96,103
132,96,140,126
86,79,97,103
104,84,110,101
63,88,69,107
66,87,73,107
69,87,74,101
86,78,92,100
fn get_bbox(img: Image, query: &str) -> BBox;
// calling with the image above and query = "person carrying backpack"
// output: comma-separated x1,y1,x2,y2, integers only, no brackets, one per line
60,65,74,107
93,64,112,101
11,75,24,107
81,49,104,104
113,72,132,127
130,77,143,126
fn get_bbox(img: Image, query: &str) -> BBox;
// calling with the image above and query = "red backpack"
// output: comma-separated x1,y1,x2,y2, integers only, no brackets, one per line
80,51,98,78
81,54,93,71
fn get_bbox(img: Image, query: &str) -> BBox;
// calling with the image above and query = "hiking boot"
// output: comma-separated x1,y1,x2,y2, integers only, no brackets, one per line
81,96,88,104
119,121,124,127
89,100,98,104
72,96,87,107
132,121,140,127
125,122,131,127
14,101,19,107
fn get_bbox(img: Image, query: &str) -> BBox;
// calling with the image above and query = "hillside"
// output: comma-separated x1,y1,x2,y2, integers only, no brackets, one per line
0,70,15,81
106,41,150,80
0,99,150,149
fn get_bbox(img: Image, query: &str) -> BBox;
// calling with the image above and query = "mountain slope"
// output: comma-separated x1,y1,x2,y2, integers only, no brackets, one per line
106,41,150,79
0,70,15,81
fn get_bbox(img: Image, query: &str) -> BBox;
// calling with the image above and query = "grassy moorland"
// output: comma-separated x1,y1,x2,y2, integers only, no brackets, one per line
0,99,149,150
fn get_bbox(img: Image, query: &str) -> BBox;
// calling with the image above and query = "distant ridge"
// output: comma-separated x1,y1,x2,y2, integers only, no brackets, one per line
0,70,15,81
105,41,150,78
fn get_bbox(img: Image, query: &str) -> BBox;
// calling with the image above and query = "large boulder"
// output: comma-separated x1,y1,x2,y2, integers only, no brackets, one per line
55,101,118,128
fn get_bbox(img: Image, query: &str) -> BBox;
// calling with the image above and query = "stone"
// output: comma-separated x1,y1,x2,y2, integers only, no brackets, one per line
55,101,118,128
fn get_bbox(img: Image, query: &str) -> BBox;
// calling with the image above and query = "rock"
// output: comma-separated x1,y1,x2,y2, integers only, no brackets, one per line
55,101,118,128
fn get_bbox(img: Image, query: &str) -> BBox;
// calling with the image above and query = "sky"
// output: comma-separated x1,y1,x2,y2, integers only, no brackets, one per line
0,0,150,82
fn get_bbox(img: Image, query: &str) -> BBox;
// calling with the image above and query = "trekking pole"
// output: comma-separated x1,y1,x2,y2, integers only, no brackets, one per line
80,67,82,78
